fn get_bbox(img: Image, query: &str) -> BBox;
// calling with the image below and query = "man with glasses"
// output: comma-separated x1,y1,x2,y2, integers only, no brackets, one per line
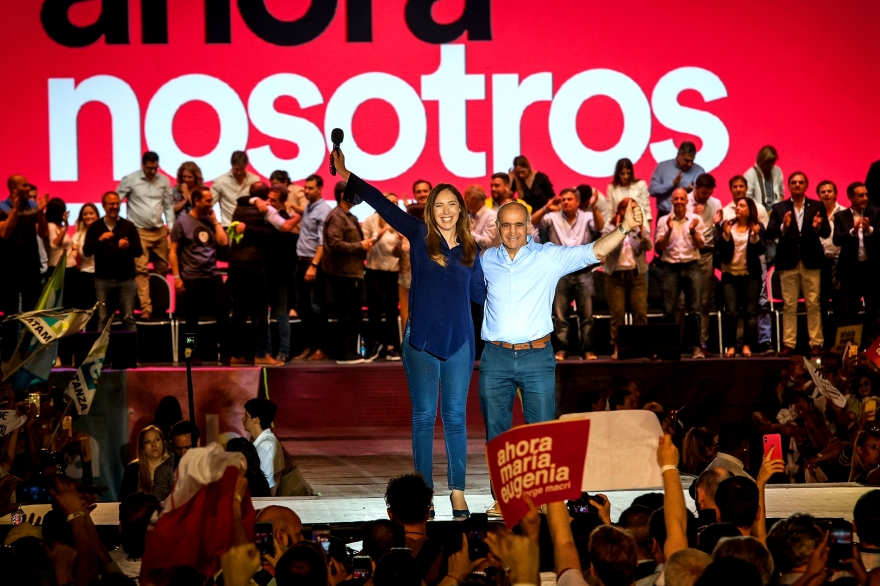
766,172,830,356
151,420,200,500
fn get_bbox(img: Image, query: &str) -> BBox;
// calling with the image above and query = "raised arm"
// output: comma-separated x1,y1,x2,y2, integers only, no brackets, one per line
658,434,689,558
332,149,421,239
592,199,644,261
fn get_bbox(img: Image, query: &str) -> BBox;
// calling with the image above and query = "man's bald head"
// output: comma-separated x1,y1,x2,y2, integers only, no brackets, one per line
257,505,304,546
695,467,732,510
7,174,28,198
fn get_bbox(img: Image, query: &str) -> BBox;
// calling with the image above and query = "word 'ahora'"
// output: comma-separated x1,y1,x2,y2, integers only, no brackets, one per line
496,437,571,503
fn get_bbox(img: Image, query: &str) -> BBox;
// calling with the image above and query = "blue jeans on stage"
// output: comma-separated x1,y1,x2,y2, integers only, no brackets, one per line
270,282,290,359
479,341,556,442
401,323,472,491
95,278,137,332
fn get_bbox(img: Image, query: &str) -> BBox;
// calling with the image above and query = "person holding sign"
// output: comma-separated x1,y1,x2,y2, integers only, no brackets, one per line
478,193,643,515
332,149,486,518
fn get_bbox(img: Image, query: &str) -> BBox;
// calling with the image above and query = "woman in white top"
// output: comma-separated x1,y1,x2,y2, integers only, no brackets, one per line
362,192,402,361
605,158,651,226
717,197,765,357
72,202,100,311
45,198,77,278
744,145,785,210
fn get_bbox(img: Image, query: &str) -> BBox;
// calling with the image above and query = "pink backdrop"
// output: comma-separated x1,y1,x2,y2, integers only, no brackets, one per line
4,0,879,219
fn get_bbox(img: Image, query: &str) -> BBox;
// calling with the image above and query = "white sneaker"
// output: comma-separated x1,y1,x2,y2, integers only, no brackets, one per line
692,347,705,359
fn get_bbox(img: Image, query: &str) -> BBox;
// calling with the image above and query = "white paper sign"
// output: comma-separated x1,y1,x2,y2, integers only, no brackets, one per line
0,410,27,437
803,357,846,408
560,410,663,491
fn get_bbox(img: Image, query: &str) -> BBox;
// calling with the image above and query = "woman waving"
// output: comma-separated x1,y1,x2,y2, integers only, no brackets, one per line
334,149,486,518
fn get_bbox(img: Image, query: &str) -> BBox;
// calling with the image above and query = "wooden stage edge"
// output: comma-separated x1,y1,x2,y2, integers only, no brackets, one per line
3,483,872,526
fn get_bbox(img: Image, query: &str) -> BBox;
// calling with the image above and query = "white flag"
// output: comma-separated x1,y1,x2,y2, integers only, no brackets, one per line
64,321,111,415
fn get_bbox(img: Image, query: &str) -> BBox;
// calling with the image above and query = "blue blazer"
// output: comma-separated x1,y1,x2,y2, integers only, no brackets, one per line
344,174,487,360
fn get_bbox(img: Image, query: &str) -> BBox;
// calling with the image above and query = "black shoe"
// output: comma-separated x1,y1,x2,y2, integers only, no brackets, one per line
337,352,365,365
385,348,401,361
364,343,382,363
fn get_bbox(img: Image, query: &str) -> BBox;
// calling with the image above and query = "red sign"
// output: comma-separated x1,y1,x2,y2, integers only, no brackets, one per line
3,1,878,219
486,419,590,528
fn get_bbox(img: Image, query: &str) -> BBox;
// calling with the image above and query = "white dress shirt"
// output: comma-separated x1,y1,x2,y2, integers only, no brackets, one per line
469,206,501,249
686,193,722,248
252,429,285,495
851,209,873,261
363,213,400,271
821,203,847,258
655,212,704,263
539,209,597,247
604,180,652,222
480,237,598,344
211,169,260,225
116,169,174,230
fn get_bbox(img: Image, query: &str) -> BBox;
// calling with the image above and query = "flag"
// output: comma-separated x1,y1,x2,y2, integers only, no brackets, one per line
0,410,27,437
141,444,255,584
2,256,66,390
64,320,111,416
5,304,97,345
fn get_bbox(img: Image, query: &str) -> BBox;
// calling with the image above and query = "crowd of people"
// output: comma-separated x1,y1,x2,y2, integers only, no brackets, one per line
4,146,879,367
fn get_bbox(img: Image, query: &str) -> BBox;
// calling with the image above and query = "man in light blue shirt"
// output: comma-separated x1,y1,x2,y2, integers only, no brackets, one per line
116,151,174,318
479,199,644,442
294,174,332,361
649,141,705,218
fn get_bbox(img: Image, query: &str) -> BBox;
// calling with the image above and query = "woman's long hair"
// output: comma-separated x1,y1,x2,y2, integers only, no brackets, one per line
176,161,204,187
612,158,639,187
681,427,717,475
226,437,272,497
137,425,168,494
849,429,880,482
512,155,532,197
75,203,100,234
423,184,476,268
735,197,761,229
45,197,66,225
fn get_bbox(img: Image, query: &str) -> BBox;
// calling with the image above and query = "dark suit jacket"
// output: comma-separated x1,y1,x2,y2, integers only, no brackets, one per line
866,160,880,209
765,198,831,270
832,205,880,281
151,453,178,501
716,223,766,276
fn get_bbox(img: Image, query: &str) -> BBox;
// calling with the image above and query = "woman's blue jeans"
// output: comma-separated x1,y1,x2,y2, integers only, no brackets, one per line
401,323,472,491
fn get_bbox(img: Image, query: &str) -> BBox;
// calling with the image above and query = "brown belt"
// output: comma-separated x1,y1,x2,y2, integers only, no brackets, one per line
490,334,551,351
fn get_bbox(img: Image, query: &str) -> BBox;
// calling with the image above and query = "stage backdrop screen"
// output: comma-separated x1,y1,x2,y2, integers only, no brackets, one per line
4,0,879,218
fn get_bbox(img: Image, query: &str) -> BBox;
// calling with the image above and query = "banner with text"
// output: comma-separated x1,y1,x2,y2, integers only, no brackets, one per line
2,1,877,219
486,419,589,528
64,320,111,416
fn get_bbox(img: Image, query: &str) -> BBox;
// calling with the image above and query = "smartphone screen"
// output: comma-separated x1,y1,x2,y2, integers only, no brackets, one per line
866,400,877,422
254,522,275,557
763,434,783,460
311,525,330,553
352,556,372,580
466,513,489,561
828,521,853,568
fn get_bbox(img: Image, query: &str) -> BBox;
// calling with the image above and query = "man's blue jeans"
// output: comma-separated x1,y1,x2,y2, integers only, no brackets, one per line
269,282,290,359
95,278,137,331
401,323,473,491
479,341,556,442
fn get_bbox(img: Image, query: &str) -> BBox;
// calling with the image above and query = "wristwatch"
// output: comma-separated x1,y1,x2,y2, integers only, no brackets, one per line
617,223,631,236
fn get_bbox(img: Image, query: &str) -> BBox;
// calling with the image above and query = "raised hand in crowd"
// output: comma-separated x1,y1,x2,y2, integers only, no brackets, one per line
689,217,700,233
438,535,487,586
723,219,733,238
485,531,540,585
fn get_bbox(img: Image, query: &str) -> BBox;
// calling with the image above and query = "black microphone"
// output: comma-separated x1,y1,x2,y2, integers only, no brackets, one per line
329,128,344,176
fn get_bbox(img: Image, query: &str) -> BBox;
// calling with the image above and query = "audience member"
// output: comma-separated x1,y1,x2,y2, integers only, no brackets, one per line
0,174,48,361
374,548,422,586
650,142,705,219
362,192,402,361
511,155,555,210
84,191,144,332
151,419,200,501
850,429,880,483
834,181,879,344
362,519,406,563
655,188,705,358
171,161,204,217
490,172,515,207
531,187,603,360
681,427,718,476
266,184,298,362
696,523,740,555
693,467,732,526
712,536,774,585
619,504,657,581
688,173,723,354
71,202,100,312
664,548,711,586
744,145,785,210
228,181,282,366
464,184,500,249
818,180,847,337
117,151,174,319
854,490,880,570
242,398,284,495
590,525,639,586
225,437,272,497
605,157,653,226
294,174,330,361
766,171,830,356
274,542,328,586
169,186,230,364
718,196,765,357
323,179,370,364
385,474,445,583
603,197,652,359
256,504,304,548
714,476,760,536
45,197,77,283
211,150,260,226
695,556,762,586
766,513,824,583
111,492,161,580
706,422,753,479
120,424,168,499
